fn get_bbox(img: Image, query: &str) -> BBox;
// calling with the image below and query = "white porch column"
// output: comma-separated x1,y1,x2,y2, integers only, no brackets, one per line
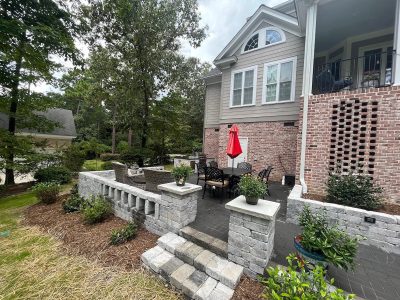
299,0,318,194
393,0,400,85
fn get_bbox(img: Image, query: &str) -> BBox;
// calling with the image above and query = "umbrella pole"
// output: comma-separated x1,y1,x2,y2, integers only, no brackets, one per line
232,158,234,173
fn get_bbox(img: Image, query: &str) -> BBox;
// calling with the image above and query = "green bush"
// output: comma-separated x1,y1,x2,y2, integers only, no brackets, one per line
326,172,383,210
171,164,192,181
299,206,359,271
102,161,114,170
82,196,112,224
116,141,129,154
110,222,138,245
31,182,61,204
238,175,267,199
100,153,120,161
62,144,86,172
260,253,354,300
34,166,72,184
62,194,85,213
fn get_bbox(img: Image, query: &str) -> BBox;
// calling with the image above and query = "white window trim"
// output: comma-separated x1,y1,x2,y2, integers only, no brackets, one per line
241,26,287,54
262,56,297,105
229,65,258,108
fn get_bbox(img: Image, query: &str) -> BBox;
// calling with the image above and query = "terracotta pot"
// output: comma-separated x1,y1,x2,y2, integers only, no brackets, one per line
175,177,186,186
294,235,328,271
245,196,259,205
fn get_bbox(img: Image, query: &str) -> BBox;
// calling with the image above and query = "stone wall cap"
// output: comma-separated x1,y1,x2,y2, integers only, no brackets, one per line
225,195,280,220
158,182,202,196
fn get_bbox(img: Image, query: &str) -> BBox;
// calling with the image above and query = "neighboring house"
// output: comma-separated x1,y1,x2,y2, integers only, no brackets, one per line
203,0,400,203
0,108,77,152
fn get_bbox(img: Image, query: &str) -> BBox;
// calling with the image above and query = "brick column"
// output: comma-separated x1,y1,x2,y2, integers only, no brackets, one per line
225,196,280,277
156,182,202,234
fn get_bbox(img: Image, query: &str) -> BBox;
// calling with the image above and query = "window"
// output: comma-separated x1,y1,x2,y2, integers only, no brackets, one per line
230,66,257,107
242,27,286,53
266,30,282,45
244,34,259,52
263,57,296,104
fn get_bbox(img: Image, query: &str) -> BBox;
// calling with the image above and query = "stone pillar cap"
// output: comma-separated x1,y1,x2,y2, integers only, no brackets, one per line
158,182,202,196
225,195,280,220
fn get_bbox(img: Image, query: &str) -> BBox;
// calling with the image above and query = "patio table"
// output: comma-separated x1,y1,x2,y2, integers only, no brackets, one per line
222,167,251,177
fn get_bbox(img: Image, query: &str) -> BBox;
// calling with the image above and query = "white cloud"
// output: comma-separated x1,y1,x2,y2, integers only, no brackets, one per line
181,0,287,63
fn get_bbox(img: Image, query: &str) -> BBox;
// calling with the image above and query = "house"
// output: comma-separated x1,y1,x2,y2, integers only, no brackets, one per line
0,108,77,152
203,0,400,203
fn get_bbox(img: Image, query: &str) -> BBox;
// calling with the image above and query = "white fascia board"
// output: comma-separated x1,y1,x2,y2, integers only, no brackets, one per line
214,5,300,62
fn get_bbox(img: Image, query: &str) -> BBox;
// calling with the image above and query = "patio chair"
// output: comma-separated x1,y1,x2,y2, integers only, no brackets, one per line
195,161,207,185
202,167,229,200
315,69,353,94
209,161,218,168
112,162,138,186
143,169,174,193
258,166,273,197
237,162,252,172
229,175,241,198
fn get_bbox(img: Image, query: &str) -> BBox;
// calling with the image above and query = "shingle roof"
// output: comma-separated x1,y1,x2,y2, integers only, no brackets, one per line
0,108,77,137
204,68,222,79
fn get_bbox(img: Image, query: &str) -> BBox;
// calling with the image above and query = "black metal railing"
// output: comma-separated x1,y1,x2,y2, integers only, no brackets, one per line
313,51,394,95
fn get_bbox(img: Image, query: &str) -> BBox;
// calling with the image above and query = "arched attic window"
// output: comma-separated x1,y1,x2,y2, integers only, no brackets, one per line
266,29,283,45
244,33,259,52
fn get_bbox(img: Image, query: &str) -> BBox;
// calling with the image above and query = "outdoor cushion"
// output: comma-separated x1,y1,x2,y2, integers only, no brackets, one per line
205,180,229,188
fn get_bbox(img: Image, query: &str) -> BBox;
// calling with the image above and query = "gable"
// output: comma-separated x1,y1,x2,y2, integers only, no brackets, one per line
214,4,301,65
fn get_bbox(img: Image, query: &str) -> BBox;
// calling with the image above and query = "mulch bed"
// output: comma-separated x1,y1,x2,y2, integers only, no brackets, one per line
23,196,158,270
303,193,400,216
0,182,34,197
232,275,264,300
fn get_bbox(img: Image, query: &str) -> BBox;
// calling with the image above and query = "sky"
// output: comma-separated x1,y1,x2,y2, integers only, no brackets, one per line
37,0,285,93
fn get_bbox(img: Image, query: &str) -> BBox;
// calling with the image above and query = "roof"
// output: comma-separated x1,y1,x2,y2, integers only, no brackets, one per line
274,1,297,18
203,68,222,79
0,108,77,138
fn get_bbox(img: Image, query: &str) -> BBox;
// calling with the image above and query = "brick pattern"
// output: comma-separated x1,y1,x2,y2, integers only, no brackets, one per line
204,122,298,181
203,128,220,159
296,86,400,204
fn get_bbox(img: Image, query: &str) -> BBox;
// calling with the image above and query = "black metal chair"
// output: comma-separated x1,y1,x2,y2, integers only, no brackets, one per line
258,166,273,197
195,162,207,185
209,161,218,168
202,167,229,200
229,175,241,198
237,162,252,172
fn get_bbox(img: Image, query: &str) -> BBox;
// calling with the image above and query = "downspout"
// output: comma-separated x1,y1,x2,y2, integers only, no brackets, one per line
299,1,318,194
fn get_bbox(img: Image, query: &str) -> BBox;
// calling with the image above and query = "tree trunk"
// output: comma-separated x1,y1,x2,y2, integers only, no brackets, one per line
5,40,24,185
128,128,132,148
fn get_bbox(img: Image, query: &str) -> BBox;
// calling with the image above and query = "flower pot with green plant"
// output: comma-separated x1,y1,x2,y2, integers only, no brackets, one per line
238,175,267,205
171,164,192,186
295,206,360,271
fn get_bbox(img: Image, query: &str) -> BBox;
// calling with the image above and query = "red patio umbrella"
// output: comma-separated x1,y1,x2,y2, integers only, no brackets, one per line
226,124,242,170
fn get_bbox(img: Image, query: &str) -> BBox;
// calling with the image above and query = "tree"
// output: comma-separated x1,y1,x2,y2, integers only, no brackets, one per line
87,0,207,155
0,0,85,184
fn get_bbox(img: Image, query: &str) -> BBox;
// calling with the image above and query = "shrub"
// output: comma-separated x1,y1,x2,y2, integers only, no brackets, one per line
299,206,359,271
116,141,129,154
100,153,120,162
82,196,112,224
110,222,138,245
62,144,86,172
31,182,61,204
34,166,72,184
62,194,85,213
171,164,192,181
260,253,354,300
101,161,114,170
238,175,267,199
326,172,383,210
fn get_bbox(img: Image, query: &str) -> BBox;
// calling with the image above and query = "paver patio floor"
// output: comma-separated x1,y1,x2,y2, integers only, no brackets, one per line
188,176,400,300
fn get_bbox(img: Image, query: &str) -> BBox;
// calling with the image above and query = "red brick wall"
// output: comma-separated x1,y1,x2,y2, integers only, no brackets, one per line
203,128,220,159
296,86,400,204
204,121,298,182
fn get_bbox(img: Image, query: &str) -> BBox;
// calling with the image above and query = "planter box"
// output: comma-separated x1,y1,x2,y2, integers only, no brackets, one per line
287,185,400,255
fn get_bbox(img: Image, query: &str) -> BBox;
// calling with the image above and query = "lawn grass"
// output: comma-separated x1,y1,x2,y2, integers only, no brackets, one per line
0,189,181,300
82,159,105,171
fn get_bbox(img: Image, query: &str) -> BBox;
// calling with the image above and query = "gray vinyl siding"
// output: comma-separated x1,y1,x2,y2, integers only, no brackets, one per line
219,28,305,123
204,82,221,128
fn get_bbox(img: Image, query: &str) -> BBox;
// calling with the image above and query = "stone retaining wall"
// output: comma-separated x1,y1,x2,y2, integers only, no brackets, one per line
287,185,400,254
78,171,201,236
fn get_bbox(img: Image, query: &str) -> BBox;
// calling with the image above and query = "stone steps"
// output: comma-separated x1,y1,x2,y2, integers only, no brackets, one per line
180,226,228,258
141,232,244,300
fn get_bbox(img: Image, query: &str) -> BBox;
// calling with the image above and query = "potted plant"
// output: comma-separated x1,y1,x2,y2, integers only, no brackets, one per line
171,164,192,186
294,206,360,271
238,175,267,205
